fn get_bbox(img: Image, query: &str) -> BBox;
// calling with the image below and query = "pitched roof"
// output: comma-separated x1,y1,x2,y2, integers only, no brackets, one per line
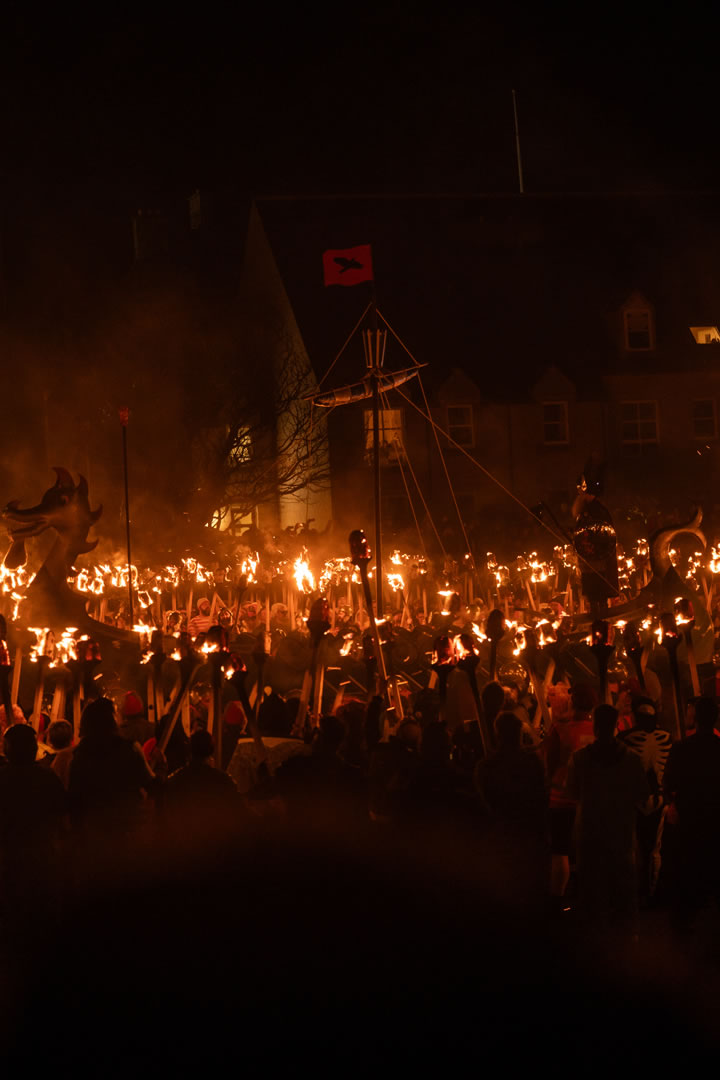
257,192,720,399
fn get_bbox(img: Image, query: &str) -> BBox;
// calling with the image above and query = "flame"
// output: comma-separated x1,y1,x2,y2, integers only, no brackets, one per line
133,623,154,659
453,636,474,660
28,626,92,668
28,627,53,663
528,552,550,583
241,553,259,583
294,550,315,593
387,573,404,593
318,557,359,592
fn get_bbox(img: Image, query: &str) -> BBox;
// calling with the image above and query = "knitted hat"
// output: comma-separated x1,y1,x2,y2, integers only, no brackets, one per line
122,691,144,718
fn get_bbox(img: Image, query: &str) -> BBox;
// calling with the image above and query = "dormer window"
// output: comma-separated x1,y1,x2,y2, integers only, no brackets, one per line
624,307,654,351
690,326,720,344
446,405,474,447
543,402,569,444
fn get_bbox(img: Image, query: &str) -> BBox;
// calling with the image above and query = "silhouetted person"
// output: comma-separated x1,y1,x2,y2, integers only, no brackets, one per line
476,711,547,839
275,713,366,830
41,719,74,790
68,697,155,841
543,682,596,909
143,711,189,777
163,729,243,853
663,696,720,934
567,704,650,934
0,723,67,920
475,711,548,906
481,681,505,752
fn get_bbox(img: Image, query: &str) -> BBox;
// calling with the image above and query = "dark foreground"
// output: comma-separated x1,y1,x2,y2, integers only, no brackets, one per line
2,821,720,1070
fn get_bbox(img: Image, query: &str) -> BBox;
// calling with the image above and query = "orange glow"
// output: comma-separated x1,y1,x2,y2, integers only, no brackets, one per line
294,550,315,593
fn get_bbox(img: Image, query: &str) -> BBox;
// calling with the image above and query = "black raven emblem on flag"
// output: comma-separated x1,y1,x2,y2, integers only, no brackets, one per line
334,256,363,274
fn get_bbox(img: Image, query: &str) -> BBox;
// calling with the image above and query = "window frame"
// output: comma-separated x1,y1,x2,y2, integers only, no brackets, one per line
363,407,404,461
542,400,569,445
446,404,475,448
623,307,655,351
691,398,717,440
619,400,659,445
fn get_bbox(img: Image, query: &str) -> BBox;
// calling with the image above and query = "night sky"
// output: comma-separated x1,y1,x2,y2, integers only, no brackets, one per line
3,7,719,206
2,6,719,533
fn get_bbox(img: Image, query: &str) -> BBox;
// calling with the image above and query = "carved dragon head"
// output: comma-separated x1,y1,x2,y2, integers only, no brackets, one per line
3,467,103,569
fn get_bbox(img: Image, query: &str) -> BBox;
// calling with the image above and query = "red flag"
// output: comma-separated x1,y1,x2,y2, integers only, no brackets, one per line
323,245,373,287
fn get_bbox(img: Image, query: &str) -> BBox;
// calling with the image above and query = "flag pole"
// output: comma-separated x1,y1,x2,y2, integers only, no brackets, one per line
321,245,382,613
119,407,135,629
512,89,525,195
372,331,384,617
366,296,384,619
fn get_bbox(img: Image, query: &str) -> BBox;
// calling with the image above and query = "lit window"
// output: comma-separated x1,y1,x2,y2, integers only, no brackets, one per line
446,405,474,447
543,402,569,444
689,326,720,344
364,408,403,461
620,401,658,444
208,506,254,535
229,428,252,464
624,308,654,350
692,399,717,439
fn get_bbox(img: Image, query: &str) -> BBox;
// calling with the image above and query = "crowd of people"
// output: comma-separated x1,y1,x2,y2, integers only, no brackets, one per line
1,615,718,945
0,594,719,1063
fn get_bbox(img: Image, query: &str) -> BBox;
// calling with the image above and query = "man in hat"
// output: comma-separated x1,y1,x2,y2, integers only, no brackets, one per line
119,691,153,748
189,598,213,639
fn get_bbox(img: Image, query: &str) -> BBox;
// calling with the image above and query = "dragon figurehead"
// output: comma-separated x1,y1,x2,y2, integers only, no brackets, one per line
2,468,103,625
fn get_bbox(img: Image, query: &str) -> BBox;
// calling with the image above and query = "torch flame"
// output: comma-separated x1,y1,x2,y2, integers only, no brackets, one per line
294,550,315,593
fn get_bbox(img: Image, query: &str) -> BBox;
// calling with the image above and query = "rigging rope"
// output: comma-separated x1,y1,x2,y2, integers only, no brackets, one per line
380,394,446,556
376,308,472,558
316,301,373,391
378,389,428,559
390,381,622,597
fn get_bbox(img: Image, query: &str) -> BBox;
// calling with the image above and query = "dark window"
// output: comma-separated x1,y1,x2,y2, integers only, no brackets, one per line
624,309,653,350
543,402,568,444
382,495,413,530
455,492,476,521
692,399,717,439
620,401,658,443
446,405,474,447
